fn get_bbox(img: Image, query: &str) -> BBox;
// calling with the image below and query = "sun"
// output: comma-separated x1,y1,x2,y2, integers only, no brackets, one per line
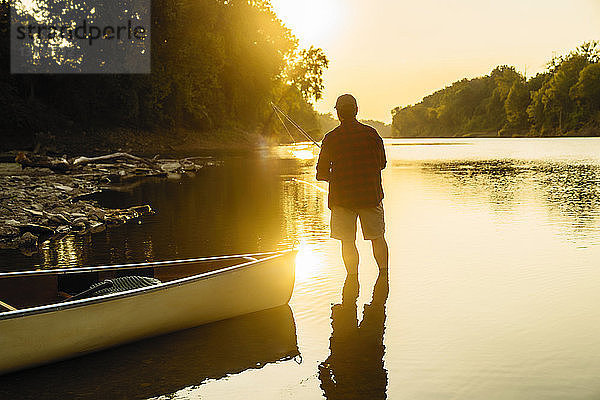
269,0,341,47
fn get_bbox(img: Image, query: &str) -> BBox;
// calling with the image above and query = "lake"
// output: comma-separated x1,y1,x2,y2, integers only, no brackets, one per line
2,138,600,399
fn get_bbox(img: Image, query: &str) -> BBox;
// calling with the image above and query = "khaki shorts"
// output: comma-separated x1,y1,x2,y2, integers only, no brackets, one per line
330,202,385,241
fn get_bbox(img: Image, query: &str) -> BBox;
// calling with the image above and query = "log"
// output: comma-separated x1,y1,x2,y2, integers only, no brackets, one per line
16,153,71,173
72,152,157,168
23,208,44,217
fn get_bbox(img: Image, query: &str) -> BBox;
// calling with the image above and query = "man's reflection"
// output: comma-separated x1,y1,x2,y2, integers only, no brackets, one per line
319,271,389,399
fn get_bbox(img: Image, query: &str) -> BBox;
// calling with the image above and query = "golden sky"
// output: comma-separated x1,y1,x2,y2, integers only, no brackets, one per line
270,0,600,123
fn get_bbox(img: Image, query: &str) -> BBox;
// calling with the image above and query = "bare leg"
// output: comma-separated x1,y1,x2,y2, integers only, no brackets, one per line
371,236,389,270
341,240,359,275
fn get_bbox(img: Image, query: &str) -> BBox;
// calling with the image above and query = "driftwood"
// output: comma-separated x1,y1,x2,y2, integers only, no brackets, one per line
16,153,70,173
16,152,158,171
72,152,157,168
15,152,211,178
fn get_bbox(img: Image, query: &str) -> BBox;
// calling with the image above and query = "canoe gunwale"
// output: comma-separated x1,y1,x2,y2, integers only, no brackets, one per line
0,250,295,322
0,250,291,278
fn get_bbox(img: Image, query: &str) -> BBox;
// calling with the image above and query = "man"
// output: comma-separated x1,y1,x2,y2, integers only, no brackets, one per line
316,94,389,274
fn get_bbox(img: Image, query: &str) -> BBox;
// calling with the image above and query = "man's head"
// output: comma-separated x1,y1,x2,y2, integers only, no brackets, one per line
335,94,358,122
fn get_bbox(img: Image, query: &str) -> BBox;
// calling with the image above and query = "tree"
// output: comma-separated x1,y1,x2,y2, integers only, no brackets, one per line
571,63,600,124
392,42,599,138
262,45,329,139
502,80,530,133
528,54,589,134
1,0,329,149
286,46,329,102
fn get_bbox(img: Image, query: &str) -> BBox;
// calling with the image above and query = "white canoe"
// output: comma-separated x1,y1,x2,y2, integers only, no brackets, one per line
0,305,299,399
0,250,296,375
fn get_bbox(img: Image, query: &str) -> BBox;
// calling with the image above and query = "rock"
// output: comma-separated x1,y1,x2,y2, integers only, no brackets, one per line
55,225,70,234
72,221,86,231
0,240,18,250
47,212,70,225
71,217,89,226
17,232,38,248
20,224,55,235
53,183,74,191
0,226,20,238
71,191,102,201
89,222,106,233
20,246,38,256
160,162,180,172
88,210,106,221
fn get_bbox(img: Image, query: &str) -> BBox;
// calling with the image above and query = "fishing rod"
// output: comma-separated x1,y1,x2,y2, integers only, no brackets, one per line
273,103,297,144
270,102,322,148
292,178,328,193
270,102,329,194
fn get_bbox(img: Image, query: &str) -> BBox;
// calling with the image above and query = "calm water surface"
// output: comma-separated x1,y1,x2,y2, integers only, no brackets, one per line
3,138,600,399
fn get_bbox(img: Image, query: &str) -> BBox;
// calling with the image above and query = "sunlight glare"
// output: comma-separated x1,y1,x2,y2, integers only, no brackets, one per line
290,148,315,160
294,241,324,282
270,0,341,46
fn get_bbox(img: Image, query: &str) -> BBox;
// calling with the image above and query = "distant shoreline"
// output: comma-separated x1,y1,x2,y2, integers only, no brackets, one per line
3,125,600,159
383,128,600,139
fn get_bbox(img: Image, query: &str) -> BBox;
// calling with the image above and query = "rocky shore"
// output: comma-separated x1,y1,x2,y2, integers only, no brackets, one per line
0,152,220,255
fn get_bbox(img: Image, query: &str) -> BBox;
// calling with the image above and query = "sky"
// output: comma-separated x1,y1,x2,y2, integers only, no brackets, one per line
269,0,600,123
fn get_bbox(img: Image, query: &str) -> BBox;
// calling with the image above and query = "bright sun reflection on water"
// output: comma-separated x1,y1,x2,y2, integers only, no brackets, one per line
294,242,324,282
289,147,316,160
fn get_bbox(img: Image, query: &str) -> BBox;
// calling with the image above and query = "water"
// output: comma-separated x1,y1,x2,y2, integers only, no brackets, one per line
3,138,600,399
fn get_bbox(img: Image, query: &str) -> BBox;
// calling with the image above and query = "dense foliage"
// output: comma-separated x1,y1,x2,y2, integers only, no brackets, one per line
0,0,328,150
392,42,600,137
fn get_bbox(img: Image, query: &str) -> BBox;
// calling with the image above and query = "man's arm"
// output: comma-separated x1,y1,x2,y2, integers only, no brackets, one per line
378,136,387,171
316,137,331,181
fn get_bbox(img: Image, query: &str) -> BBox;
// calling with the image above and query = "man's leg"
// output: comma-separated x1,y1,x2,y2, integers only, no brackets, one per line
331,206,359,274
371,236,388,270
341,239,359,275
359,202,388,270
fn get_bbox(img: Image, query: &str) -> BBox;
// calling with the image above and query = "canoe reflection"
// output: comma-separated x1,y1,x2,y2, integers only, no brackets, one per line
319,272,389,399
0,305,298,400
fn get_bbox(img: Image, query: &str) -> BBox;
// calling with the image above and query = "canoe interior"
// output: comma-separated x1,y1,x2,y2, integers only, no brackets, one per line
0,254,274,310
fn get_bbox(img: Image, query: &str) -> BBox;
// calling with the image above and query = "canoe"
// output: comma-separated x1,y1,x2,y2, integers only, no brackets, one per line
0,305,299,399
0,250,296,375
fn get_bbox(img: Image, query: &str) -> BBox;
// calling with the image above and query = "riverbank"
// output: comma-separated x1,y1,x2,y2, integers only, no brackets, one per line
386,126,600,139
0,153,220,255
2,126,276,158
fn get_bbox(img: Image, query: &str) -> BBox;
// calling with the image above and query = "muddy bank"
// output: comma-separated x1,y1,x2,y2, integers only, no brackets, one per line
0,153,221,255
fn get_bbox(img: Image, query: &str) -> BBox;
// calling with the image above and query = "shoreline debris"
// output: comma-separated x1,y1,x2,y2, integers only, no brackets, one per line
1,151,219,255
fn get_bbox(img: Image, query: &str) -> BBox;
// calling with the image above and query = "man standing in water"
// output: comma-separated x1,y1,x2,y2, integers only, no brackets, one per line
316,94,389,274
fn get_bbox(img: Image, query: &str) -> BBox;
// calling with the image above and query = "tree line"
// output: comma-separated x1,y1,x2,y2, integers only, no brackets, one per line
0,0,328,151
391,42,600,137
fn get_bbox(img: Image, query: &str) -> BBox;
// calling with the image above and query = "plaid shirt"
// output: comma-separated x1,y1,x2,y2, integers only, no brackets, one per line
316,121,386,209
